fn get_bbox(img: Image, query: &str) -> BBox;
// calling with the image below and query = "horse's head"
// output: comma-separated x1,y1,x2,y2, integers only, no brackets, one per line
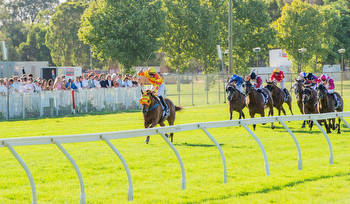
226,83,236,101
317,83,327,99
295,79,304,94
139,89,156,114
244,80,253,95
265,81,276,92
302,86,313,104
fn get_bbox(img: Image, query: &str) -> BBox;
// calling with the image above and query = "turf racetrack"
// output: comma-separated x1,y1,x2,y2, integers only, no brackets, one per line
1,102,350,203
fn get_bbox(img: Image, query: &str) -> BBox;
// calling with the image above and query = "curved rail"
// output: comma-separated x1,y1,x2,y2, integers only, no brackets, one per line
200,127,227,183
4,141,37,204
101,136,133,201
159,131,186,190
242,124,270,176
52,139,86,204
311,118,334,164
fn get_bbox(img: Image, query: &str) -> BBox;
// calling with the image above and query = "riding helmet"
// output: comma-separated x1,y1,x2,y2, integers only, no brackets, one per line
250,72,257,80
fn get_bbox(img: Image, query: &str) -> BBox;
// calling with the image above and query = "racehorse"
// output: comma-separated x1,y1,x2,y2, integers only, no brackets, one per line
265,81,293,116
317,84,343,134
294,79,307,128
302,84,318,131
226,83,246,120
244,80,275,130
139,90,182,144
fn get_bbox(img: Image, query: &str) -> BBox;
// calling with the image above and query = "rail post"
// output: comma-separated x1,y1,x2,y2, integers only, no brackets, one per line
242,124,270,176
158,131,186,190
311,118,334,164
52,139,86,204
277,118,303,170
200,126,227,183
101,136,133,201
4,140,37,204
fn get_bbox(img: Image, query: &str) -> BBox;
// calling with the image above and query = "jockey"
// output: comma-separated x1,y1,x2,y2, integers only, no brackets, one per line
228,74,244,93
246,71,263,89
138,67,169,115
270,68,289,100
247,71,268,103
319,74,335,93
298,72,307,81
305,73,318,89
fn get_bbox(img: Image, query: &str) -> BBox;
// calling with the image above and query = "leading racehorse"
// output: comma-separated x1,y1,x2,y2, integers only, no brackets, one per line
226,83,246,120
302,84,318,131
139,90,182,144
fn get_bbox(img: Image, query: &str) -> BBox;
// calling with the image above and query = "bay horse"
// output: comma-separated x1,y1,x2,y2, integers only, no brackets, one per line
139,90,182,144
317,84,343,134
302,84,318,131
265,81,293,116
244,81,275,130
294,79,307,128
226,83,246,120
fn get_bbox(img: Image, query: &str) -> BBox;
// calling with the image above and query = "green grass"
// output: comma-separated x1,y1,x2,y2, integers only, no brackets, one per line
1,100,350,203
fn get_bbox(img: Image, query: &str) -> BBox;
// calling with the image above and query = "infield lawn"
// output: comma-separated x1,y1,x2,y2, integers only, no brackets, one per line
1,100,350,203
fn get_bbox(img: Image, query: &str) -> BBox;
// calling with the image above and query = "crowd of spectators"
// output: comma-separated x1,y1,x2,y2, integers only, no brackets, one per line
0,71,141,95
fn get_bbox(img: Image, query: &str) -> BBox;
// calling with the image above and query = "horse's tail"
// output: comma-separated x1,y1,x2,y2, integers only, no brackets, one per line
175,106,183,111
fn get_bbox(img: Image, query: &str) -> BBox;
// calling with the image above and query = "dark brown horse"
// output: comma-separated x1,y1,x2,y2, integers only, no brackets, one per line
317,84,343,134
265,81,293,116
302,85,318,131
140,90,182,144
244,81,275,130
226,83,246,120
293,79,307,128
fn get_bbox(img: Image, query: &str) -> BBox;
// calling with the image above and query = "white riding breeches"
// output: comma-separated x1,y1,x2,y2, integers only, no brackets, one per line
280,79,285,89
328,89,334,94
236,84,243,93
152,84,166,97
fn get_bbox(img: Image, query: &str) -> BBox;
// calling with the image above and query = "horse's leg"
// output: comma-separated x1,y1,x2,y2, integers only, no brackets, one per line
159,121,168,137
167,115,175,143
332,118,336,130
324,119,331,134
242,111,245,119
337,117,341,134
281,107,287,116
250,112,256,130
268,106,275,129
288,101,294,115
302,120,306,128
144,121,151,144
230,110,233,120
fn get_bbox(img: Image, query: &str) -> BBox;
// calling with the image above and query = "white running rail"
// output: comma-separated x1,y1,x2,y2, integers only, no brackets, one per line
1,112,350,204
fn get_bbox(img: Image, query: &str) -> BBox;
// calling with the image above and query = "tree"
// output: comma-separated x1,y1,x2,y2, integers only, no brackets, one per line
161,0,226,73
79,0,166,73
46,2,90,67
6,0,59,23
231,0,274,73
274,0,324,72
18,24,52,64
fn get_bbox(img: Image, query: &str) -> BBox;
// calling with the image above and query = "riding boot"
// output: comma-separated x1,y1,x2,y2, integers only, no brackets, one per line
158,96,169,116
257,89,267,104
283,88,289,101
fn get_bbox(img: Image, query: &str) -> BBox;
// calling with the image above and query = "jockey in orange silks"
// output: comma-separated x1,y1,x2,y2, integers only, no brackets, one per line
138,67,169,115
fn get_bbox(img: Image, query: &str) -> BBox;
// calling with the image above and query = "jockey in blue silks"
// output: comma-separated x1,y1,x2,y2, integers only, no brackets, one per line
228,74,244,93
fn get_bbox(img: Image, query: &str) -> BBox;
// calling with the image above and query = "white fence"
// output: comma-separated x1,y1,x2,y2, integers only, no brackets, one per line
1,112,350,203
0,87,141,120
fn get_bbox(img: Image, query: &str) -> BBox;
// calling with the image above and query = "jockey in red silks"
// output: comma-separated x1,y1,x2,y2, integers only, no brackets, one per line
246,71,263,89
138,67,169,115
247,71,268,103
270,68,289,99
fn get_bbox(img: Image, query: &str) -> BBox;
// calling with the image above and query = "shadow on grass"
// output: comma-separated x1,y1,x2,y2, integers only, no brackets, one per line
195,171,350,203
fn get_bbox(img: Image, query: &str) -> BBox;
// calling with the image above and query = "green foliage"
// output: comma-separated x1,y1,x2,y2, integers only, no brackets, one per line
79,0,166,73
6,0,59,23
274,0,324,71
46,2,90,67
161,0,225,73
18,24,52,64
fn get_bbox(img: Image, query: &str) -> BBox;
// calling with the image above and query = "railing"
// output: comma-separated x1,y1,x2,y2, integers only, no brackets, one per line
0,87,141,120
1,112,350,203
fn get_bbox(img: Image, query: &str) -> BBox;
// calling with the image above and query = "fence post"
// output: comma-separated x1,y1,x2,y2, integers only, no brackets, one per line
52,139,86,204
311,117,334,164
101,136,133,201
200,127,227,183
206,74,209,104
192,72,194,106
242,124,270,176
22,93,25,119
277,118,303,170
158,131,186,190
4,141,37,204
218,73,221,104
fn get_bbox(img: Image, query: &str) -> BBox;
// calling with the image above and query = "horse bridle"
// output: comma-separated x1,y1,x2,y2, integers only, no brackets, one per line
302,87,313,103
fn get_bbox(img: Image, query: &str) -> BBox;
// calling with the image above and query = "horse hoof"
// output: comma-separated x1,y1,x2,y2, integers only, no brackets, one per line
301,124,305,128
271,125,275,129
144,137,150,144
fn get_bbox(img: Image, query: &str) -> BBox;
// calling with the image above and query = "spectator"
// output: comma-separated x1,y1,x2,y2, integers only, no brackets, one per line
51,69,56,80
100,74,108,88
94,75,101,88
54,77,65,90
33,80,42,93
82,74,89,88
106,75,113,88
88,74,95,88
74,76,82,89
0,79,7,95
47,79,54,91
